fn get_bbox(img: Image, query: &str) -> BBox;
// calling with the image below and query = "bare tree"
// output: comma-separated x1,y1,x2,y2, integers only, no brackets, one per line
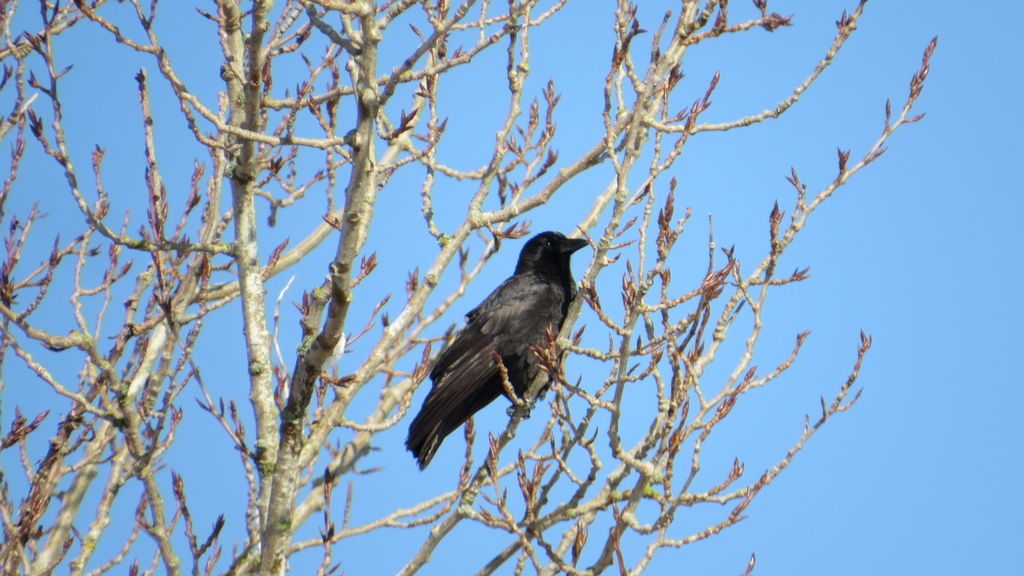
0,0,933,574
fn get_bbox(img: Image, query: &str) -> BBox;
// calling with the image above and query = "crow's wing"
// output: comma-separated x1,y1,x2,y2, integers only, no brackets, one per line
434,272,561,389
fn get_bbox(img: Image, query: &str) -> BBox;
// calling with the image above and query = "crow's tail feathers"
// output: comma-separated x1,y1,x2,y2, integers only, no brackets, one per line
406,380,500,469
405,409,446,470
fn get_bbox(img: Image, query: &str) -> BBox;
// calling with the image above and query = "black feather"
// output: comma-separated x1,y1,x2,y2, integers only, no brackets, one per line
406,231,588,469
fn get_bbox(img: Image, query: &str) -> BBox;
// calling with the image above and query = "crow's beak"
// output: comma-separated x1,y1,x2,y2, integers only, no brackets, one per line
562,237,589,255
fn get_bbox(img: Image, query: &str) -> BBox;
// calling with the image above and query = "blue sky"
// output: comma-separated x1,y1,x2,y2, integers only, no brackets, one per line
2,1,1021,574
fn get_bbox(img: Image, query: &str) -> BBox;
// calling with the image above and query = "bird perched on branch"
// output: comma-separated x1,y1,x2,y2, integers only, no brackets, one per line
406,231,588,469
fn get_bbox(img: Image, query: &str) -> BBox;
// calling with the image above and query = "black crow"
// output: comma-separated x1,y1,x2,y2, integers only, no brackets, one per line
406,231,588,469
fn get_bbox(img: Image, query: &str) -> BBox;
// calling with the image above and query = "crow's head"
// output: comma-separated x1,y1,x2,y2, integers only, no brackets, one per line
515,231,588,276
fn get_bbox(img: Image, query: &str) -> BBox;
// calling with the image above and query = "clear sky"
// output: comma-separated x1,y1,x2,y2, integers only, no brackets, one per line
2,1,1020,575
